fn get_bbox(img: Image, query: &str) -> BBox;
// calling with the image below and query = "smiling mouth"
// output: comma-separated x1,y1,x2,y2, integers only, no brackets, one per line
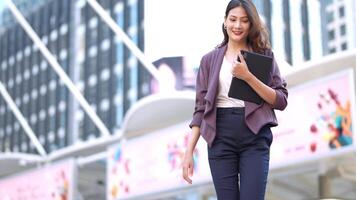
233,31,243,36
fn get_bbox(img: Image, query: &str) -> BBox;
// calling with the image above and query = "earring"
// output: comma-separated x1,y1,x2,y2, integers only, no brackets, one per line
224,26,227,29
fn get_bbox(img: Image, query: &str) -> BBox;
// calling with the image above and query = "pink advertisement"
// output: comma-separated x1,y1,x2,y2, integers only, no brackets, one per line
107,121,211,200
270,69,356,168
0,159,76,200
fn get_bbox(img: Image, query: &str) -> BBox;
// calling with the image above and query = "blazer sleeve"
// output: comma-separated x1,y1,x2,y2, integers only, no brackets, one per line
269,51,288,110
189,55,209,128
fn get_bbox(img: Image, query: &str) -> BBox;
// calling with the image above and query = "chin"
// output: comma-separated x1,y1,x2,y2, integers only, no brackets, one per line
231,38,247,44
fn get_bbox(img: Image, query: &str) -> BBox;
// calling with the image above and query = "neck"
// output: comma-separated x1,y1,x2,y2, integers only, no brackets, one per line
227,41,249,53
224,41,249,63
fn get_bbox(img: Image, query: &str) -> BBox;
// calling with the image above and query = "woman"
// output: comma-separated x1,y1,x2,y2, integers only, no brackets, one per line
182,0,288,199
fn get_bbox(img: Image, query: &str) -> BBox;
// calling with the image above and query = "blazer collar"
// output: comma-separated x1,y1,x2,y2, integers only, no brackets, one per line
209,44,227,90
204,45,227,109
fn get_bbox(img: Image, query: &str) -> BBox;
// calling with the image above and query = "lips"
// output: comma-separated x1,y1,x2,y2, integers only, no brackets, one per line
232,31,243,36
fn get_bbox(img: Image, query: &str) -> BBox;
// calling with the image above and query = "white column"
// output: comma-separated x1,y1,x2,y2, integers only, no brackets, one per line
289,0,304,64
271,0,286,61
307,0,323,60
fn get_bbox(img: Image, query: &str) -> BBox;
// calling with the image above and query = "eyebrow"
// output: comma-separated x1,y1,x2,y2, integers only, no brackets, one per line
229,15,249,19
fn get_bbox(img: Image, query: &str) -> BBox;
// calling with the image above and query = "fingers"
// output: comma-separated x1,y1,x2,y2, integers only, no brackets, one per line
231,68,235,77
238,53,246,63
231,61,240,77
182,164,193,184
189,164,194,177
231,71,237,78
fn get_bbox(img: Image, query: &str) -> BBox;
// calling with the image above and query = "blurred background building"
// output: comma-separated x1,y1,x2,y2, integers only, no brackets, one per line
252,0,356,64
320,0,356,55
252,0,322,64
0,0,47,28
0,0,146,154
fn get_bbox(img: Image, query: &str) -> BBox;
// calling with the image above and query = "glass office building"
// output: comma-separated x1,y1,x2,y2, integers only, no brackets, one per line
0,0,145,153
0,0,48,27
0,0,72,153
73,0,146,142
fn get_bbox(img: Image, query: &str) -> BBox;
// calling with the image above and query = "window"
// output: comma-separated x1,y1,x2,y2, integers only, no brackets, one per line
340,24,346,36
48,105,56,117
39,109,46,121
89,46,98,57
341,43,347,50
339,6,345,18
100,68,110,81
31,89,38,100
89,17,98,29
100,24,111,40
325,0,333,6
99,80,110,99
88,74,98,87
329,48,336,54
100,99,110,111
32,64,39,76
60,49,68,60
100,39,111,52
326,12,334,23
59,111,66,128
328,30,335,40
50,30,58,41
40,60,47,71
60,24,68,35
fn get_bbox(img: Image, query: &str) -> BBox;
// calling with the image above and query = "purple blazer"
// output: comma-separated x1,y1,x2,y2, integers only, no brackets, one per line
189,45,288,147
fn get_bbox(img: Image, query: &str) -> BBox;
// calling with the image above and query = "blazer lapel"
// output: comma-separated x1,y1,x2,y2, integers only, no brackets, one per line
204,45,227,108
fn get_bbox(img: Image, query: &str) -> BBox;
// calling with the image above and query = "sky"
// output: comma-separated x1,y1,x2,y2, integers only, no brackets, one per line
144,0,229,62
0,1,4,23
144,0,293,72
0,1,4,11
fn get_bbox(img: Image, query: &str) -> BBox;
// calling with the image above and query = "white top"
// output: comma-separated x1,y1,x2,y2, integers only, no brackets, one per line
216,56,245,108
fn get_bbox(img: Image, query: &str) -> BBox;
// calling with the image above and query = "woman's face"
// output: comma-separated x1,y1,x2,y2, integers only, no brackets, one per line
224,6,251,44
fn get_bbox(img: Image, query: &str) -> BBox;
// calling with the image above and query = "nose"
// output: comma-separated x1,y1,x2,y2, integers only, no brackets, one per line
234,20,242,28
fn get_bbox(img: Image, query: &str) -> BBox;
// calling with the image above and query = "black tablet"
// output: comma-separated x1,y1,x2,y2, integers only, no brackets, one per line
228,50,273,104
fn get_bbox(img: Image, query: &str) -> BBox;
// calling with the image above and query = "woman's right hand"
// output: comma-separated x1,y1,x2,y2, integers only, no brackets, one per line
182,150,194,184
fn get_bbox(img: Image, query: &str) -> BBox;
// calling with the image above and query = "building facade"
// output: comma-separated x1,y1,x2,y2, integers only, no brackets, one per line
0,0,72,153
252,0,322,65
0,0,146,153
72,0,146,142
320,0,356,55
0,0,48,28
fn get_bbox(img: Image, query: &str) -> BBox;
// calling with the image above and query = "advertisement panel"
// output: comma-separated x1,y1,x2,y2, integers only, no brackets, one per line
107,122,211,200
0,159,76,200
271,69,356,168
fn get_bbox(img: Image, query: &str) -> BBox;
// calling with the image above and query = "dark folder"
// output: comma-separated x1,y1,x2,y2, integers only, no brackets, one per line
228,50,273,104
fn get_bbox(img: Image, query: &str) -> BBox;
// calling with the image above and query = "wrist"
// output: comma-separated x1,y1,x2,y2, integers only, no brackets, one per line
245,72,254,82
185,148,194,155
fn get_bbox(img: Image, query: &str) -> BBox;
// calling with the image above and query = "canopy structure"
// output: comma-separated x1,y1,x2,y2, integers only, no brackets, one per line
122,91,195,138
0,153,42,178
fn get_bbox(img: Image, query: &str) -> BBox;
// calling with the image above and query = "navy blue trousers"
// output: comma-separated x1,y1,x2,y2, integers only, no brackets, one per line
208,107,273,200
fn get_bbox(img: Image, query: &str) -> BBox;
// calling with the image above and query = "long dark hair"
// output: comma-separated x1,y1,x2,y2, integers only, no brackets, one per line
218,0,271,53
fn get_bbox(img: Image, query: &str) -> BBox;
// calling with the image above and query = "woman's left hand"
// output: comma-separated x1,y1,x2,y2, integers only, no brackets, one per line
231,54,253,82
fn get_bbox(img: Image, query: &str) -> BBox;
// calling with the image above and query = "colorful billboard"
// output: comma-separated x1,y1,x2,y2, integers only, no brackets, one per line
270,69,356,168
0,159,76,200
107,122,211,200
